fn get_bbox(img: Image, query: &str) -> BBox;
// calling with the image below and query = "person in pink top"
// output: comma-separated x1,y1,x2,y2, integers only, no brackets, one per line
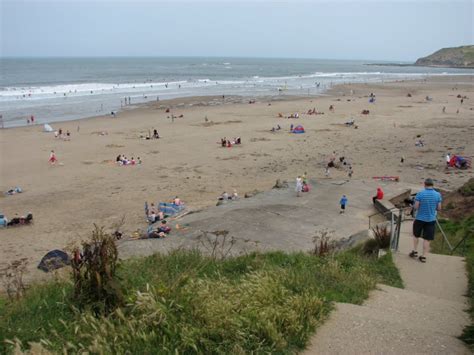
49,150,57,164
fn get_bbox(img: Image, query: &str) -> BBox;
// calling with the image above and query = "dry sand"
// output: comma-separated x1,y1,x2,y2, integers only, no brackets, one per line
1,75,473,281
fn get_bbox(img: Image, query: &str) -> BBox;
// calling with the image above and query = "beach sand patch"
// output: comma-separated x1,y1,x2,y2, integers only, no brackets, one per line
250,137,271,142
196,120,243,127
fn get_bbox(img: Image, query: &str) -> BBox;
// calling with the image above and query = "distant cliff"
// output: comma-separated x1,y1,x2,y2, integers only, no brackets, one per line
415,46,474,69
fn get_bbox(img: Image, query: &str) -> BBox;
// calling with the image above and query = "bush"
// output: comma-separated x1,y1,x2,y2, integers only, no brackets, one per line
372,224,391,250
71,225,123,314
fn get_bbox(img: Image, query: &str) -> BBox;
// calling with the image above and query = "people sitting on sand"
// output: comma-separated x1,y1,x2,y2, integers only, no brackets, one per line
415,139,425,147
345,119,355,126
0,214,7,228
221,138,227,147
407,93,412,97
287,113,299,119
425,96,432,101
361,109,370,115
270,124,282,132
278,113,283,118
6,212,33,227
372,187,384,204
173,196,183,205
148,210,164,224
329,105,334,112
158,220,171,234
219,191,230,200
227,140,232,148
369,97,376,103
116,154,140,166
6,187,22,195
234,137,241,145
148,220,171,238
153,129,160,139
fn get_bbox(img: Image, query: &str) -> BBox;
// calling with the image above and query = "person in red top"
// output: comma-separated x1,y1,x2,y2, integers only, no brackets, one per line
372,187,384,204
48,150,57,165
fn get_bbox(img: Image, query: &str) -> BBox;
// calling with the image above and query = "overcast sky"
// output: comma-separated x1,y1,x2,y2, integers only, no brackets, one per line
1,0,473,61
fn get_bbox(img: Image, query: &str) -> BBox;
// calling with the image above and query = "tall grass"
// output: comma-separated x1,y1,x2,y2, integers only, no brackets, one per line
431,216,474,348
1,249,402,354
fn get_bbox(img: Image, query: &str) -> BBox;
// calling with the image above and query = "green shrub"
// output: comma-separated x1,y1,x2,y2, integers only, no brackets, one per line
71,225,123,315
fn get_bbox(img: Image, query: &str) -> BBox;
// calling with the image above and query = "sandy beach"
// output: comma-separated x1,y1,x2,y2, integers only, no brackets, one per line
1,75,473,281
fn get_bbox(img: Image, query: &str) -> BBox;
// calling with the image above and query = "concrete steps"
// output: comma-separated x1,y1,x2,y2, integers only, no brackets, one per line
304,221,470,354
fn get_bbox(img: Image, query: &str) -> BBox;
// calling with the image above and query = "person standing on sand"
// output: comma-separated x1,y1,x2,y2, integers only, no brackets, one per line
409,178,442,263
339,195,348,214
295,176,303,197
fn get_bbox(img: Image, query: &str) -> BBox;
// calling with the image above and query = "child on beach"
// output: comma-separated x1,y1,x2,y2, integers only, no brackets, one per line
340,195,348,214
49,150,57,165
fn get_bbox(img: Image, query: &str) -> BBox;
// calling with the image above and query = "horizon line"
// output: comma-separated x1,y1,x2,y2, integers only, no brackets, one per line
0,55,415,63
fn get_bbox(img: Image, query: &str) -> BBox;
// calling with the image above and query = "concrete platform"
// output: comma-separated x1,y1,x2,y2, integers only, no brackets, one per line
118,179,411,258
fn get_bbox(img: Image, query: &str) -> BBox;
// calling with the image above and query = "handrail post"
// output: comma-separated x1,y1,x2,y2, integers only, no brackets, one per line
436,219,453,252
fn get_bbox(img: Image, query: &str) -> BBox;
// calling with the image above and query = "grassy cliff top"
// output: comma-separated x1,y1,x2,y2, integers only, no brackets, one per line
415,45,474,68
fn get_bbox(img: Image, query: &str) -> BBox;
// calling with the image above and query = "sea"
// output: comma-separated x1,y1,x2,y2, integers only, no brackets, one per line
1,57,472,128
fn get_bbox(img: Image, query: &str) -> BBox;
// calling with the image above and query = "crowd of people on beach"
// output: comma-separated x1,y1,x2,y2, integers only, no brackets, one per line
220,137,241,147
116,154,142,166
54,128,71,140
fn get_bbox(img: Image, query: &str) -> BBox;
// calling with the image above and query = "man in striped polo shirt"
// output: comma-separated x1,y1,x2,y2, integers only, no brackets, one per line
409,178,442,263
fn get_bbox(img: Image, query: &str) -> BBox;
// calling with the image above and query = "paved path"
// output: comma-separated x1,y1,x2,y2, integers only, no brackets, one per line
304,221,470,355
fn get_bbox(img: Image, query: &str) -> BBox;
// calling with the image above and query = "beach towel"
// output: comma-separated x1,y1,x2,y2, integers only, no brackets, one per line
43,124,54,132
159,202,185,216
37,249,70,272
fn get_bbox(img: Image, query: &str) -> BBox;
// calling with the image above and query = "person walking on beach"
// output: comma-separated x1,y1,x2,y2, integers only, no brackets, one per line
339,195,348,214
409,178,442,263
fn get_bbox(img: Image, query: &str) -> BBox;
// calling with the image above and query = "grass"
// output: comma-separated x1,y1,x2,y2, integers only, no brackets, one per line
0,248,402,354
431,216,474,349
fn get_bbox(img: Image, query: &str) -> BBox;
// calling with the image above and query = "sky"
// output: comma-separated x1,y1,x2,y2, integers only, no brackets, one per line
1,0,473,61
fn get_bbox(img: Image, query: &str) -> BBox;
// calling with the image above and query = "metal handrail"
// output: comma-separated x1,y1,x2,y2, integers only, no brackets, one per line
368,206,413,229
